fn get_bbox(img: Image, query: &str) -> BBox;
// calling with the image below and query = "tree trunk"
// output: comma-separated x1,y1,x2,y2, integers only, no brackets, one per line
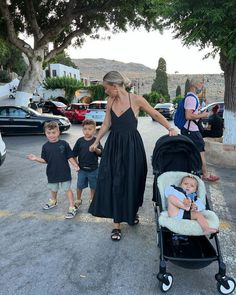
15,49,44,106
220,53,236,144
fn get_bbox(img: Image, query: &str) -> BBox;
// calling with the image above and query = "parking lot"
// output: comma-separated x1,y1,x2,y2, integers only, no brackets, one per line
0,118,235,295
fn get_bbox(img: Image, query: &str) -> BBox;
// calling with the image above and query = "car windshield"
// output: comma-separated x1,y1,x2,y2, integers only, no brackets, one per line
89,102,107,109
22,106,41,116
49,101,67,107
155,103,172,108
73,105,88,110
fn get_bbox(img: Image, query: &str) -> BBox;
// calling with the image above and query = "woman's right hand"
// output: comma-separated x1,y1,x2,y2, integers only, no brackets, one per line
89,142,98,152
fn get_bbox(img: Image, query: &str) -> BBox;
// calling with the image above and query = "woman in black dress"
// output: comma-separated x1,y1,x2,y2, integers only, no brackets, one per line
89,71,177,241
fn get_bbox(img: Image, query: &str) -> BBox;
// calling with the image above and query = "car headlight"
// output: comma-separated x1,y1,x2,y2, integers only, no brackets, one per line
59,118,70,125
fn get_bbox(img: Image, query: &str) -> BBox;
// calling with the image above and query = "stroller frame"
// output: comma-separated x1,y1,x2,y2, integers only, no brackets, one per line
152,135,235,294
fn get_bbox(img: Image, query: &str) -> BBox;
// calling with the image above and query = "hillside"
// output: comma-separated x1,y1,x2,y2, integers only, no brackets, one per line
72,58,224,101
72,58,155,94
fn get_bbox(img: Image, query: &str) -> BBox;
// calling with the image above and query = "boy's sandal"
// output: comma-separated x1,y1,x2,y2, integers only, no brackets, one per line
202,175,220,182
111,229,121,241
43,201,57,210
133,214,139,225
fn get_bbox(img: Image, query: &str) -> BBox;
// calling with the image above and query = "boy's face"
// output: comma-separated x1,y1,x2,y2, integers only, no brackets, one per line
181,177,198,194
45,127,60,142
83,124,96,139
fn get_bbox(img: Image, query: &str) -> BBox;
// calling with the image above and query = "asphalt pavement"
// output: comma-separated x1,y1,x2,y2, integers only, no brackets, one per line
0,112,235,295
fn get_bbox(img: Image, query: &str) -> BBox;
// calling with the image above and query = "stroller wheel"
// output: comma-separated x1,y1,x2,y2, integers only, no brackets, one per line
217,277,236,294
159,273,173,292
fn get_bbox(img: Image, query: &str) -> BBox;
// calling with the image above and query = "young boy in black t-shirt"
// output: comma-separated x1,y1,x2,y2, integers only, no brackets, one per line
73,119,102,208
27,121,79,219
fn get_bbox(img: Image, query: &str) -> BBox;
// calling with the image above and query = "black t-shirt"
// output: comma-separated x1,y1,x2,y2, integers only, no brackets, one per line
72,137,103,171
208,114,224,137
41,140,73,183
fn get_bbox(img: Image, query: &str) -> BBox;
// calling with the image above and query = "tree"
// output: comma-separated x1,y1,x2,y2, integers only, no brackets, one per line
0,38,27,76
184,79,190,96
0,0,162,106
176,85,181,97
151,57,169,97
156,0,236,144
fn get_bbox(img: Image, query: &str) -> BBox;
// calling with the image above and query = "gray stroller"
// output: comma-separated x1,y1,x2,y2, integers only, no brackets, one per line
152,135,235,294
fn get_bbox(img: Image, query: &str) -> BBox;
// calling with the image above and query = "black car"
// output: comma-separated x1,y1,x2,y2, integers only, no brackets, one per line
201,101,224,124
42,101,67,115
153,103,175,120
0,106,71,135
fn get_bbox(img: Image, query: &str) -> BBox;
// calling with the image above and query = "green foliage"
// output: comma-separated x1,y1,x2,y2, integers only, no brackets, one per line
43,76,83,104
156,0,236,62
185,79,190,95
151,57,169,97
0,38,27,76
172,95,183,106
176,85,181,97
86,84,106,101
43,51,77,69
144,91,169,105
0,70,11,82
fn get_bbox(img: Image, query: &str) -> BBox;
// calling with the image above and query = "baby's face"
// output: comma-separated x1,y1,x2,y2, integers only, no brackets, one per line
181,177,198,194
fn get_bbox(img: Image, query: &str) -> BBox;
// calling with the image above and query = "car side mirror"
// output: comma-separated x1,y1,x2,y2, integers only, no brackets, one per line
25,114,31,118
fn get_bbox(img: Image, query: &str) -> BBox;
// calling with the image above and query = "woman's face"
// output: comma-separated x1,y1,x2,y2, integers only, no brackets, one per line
103,82,118,97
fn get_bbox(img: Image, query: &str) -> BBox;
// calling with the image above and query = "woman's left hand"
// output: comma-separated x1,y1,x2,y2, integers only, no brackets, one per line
168,127,178,136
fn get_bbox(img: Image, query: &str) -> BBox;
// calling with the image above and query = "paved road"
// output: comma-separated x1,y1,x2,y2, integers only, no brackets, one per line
0,117,235,295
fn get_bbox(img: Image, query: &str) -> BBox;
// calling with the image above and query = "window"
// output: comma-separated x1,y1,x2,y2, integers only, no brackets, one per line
52,70,57,77
9,108,27,118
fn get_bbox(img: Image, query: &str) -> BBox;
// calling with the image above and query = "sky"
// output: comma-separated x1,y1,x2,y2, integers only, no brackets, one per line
67,29,222,75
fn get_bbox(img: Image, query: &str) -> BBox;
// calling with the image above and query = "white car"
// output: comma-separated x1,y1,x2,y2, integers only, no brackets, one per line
85,100,107,124
0,131,6,166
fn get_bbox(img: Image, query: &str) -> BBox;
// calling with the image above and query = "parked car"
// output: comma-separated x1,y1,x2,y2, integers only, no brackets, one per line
0,106,70,135
64,103,89,123
42,101,67,116
85,100,107,124
0,131,6,166
201,101,224,124
153,102,175,120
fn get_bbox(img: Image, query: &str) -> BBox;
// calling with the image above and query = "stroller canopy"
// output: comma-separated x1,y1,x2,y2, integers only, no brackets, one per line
152,134,202,175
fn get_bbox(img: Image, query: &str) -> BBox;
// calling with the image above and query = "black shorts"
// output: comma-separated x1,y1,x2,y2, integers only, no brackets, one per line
181,128,205,152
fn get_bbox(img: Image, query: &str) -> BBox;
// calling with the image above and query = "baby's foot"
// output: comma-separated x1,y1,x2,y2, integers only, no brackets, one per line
203,228,219,235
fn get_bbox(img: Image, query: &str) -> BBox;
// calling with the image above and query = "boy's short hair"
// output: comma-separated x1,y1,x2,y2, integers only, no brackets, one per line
82,119,96,127
44,121,59,131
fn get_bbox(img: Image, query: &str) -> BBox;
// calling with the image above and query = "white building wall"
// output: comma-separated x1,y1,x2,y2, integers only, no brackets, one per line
44,63,80,80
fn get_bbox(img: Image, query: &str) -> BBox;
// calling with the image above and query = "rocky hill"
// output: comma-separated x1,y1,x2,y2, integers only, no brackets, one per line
73,58,224,102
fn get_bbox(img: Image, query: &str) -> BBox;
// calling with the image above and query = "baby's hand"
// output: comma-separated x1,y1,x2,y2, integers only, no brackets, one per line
191,202,198,211
183,198,191,211
74,165,80,172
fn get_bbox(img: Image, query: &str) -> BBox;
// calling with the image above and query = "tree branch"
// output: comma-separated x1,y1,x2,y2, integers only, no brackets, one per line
24,0,43,41
37,0,113,48
44,30,82,62
0,0,33,58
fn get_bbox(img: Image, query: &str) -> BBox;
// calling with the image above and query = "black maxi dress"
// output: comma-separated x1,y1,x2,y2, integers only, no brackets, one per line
88,97,147,225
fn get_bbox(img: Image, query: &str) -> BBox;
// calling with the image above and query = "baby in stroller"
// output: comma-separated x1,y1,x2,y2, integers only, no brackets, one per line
165,175,219,235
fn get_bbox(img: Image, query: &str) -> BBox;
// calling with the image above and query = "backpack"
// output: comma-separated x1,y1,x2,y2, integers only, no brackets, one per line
174,94,199,129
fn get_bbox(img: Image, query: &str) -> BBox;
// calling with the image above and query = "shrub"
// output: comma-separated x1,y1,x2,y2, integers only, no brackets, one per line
0,70,11,83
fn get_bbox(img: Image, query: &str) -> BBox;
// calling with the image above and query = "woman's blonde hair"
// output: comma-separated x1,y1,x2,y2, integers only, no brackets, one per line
103,71,131,87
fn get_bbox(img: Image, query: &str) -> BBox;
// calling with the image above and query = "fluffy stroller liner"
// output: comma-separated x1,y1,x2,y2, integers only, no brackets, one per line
158,171,219,236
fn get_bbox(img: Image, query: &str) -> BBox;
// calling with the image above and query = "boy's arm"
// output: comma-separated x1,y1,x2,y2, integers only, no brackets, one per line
68,157,80,171
27,154,46,164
